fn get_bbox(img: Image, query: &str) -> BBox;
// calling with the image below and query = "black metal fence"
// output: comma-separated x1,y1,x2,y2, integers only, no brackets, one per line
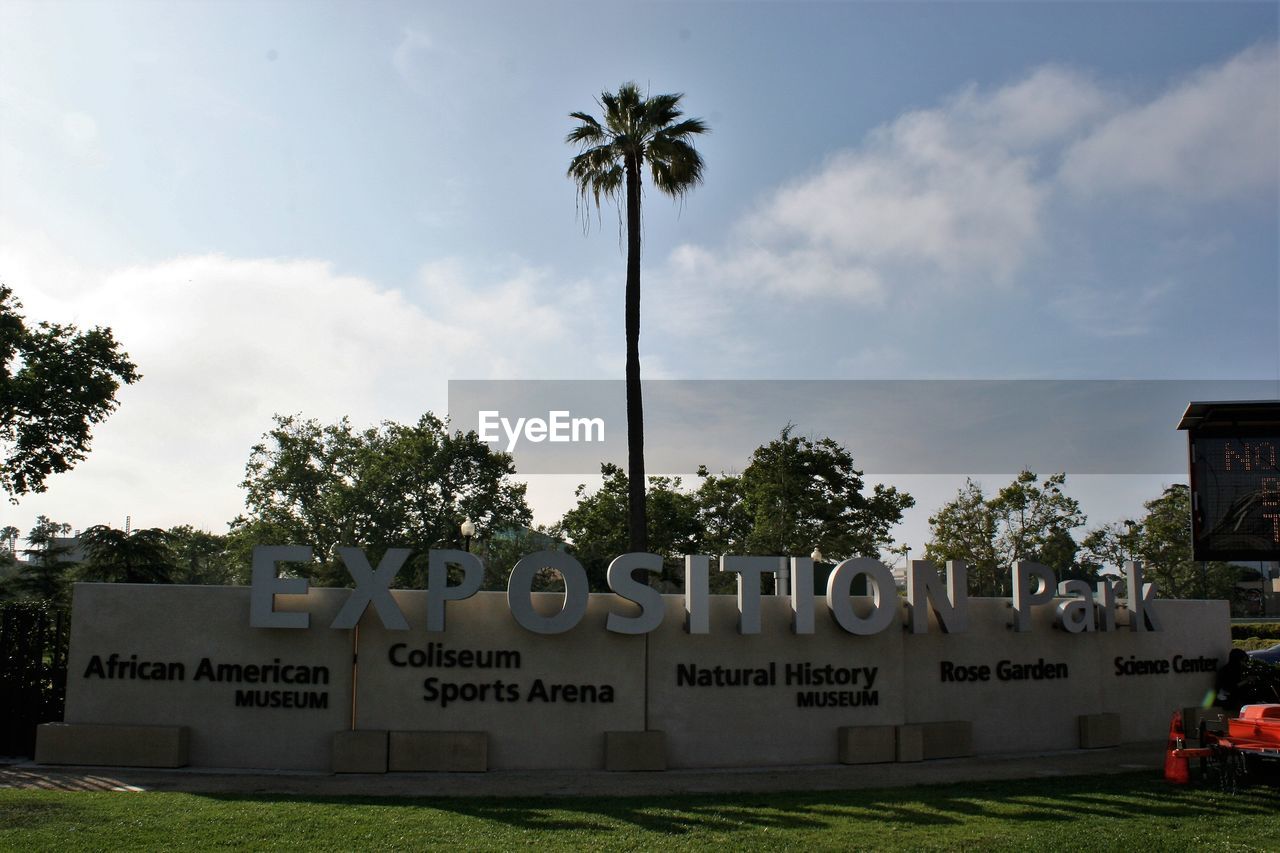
0,601,70,757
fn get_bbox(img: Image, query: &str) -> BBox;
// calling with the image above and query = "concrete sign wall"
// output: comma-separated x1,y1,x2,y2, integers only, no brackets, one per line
54,580,1229,772
647,596,905,768
63,584,354,771
901,599,1224,753
355,591,645,770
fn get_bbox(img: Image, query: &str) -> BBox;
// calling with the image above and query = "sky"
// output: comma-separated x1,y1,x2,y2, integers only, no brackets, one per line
1,1,1277,562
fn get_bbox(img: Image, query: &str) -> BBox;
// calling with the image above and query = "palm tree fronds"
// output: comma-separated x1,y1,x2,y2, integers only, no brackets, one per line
564,82,707,555
647,138,705,196
566,112,606,145
567,84,707,210
654,117,709,141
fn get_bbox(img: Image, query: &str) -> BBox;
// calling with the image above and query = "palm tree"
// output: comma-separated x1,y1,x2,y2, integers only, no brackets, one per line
567,83,708,552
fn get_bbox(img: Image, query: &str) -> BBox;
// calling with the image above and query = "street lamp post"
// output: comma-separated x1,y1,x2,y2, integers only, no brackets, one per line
460,518,476,553
804,547,823,598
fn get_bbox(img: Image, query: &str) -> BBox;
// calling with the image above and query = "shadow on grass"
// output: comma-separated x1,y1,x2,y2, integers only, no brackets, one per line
0,799,90,830
191,771,1280,837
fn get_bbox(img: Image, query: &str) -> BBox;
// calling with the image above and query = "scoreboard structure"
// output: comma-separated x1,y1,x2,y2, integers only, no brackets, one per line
1177,400,1280,562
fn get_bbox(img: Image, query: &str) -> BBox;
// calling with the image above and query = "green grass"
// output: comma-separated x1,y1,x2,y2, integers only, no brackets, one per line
2,772,1278,852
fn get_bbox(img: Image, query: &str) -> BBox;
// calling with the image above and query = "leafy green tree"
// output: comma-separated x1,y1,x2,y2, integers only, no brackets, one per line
558,431,913,593
0,526,18,597
925,479,998,590
1,525,18,554
1088,485,1237,600
77,525,174,584
556,463,700,590
234,413,532,587
735,427,914,562
1079,520,1141,578
7,516,75,602
567,83,708,554
692,467,752,557
1040,527,1087,582
925,471,1086,596
0,284,139,499
165,525,236,585
222,516,297,586
475,526,565,591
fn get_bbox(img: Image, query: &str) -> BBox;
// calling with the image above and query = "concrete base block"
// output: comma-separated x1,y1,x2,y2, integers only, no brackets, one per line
388,731,487,772
605,731,667,771
895,725,924,762
35,723,188,768
1078,713,1121,749
1182,706,1228,740
333,730,388,773
918,721,973,760
1200,709,1228,734
838,725,897,765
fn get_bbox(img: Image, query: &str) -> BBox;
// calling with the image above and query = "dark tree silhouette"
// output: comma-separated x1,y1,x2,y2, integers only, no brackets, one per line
567,83,707,552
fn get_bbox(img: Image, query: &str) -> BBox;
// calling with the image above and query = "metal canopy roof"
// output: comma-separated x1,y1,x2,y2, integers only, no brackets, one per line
1176,399,1280,431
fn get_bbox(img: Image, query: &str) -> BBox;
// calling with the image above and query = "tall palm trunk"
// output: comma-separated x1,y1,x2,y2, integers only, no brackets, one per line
568,85,707,553
624,153,646,553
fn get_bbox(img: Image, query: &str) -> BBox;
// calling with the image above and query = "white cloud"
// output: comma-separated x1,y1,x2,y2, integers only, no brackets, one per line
663,43,1276,311
412,258,610,379
673,65,1099,303
392,28,433,89
1050,279,1181,338
0,225,101,306
2,245,612,536
1060,43,1279,199
666,241,884,303
0,82,107,167
948,66,1113,150
59,112,103,163
742,129,1044,286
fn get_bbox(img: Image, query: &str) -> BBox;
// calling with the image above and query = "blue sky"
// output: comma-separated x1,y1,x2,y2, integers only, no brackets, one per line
1,1,1277,555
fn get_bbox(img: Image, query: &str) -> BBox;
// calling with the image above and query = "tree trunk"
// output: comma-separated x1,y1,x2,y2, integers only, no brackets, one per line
624,153,647,553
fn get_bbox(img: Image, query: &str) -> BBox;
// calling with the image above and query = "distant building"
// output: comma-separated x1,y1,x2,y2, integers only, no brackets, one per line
1235,561,1279,618
21,535,87,567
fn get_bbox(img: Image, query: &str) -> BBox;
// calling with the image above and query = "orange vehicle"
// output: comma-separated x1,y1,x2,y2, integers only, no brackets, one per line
1170,704,1280,790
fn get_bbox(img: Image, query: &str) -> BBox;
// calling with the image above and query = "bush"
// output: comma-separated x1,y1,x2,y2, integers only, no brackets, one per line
0,600,70,755
1237,658,1280,706
1230,622,1280,641
1233,637,1280,652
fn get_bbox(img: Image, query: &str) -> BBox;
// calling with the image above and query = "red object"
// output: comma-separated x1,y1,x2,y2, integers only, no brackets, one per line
1166,704,1280,790
1237,704,1280,722
1164,710,1190,784
1220,704,1280,752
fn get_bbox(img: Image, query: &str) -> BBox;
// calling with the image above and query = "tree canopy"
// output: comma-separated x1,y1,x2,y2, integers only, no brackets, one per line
0,284,139,499
77,525,173,584
2,516,75,602
555,463,700,590
1083,484,1238,600
736,427,913,561
234,413,532,587
557,429,913,592
165,525,237,585
925,471,1086,596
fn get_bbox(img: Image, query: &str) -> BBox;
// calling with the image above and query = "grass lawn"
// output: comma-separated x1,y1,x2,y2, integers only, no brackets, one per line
2,771,1277,851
